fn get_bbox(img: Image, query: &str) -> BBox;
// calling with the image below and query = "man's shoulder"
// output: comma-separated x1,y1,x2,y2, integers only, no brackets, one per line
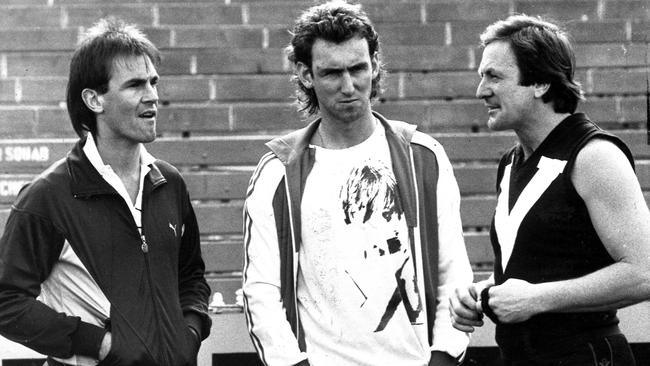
256,151,284,170
574,138,633,176
410,131,442,151
408,129,451,165
12,157,69,211
266,121,317,163
378,114,443,152
141,159,191,197
27,157,69,192
251,153,285,186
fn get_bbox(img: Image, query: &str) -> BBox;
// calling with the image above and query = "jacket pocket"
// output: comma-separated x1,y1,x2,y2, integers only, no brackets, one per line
178,325,200,366
96,318,157,366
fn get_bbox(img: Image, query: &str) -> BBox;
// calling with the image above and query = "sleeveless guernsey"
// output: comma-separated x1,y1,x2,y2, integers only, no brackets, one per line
489,113,634,357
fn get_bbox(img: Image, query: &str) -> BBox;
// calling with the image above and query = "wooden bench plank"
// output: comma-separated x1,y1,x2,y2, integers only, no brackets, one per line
200,231,495,274
182,197,501,234
202,239,244,273
455,165,497,194
464,232,494,265
0,95,644,139
206,276,241,304
4,161,650,204
0,174,33,204
0,140,71,173
0,167,496,204
0,130,645,172
185,170,254,201
194,201,244,234
166,191,650,234
0,169,258,203
2,176,650,234
460,196,496,228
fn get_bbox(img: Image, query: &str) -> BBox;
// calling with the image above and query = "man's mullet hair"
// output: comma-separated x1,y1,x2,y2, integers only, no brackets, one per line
286,0,385,117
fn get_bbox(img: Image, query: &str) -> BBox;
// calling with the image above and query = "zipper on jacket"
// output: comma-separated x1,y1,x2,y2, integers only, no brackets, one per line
140,234,149,253
141,232,170,365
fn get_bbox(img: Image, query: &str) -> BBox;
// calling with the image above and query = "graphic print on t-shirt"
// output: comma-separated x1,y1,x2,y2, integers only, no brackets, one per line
339,159,423,332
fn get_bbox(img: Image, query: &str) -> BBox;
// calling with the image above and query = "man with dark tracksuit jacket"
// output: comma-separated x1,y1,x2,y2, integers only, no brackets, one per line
0,18,211,366
242,2,473,366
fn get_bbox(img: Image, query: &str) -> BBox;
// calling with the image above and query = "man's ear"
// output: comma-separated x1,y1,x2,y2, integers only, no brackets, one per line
371,52,379,79
81,88,104,114
296,62,313,89
533,83,551,99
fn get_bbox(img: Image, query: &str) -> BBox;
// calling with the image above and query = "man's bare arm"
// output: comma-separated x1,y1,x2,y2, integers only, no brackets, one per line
483,139,650,323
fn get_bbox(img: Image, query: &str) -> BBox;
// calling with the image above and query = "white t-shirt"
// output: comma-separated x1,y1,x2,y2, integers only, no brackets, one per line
298,125,430,366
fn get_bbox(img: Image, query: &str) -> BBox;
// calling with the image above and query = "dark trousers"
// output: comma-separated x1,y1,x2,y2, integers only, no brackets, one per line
502,333,636,366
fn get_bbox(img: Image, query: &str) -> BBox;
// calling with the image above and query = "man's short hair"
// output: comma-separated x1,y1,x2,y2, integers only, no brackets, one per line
286,0,385,116
480,14,584,114
66,17,161,138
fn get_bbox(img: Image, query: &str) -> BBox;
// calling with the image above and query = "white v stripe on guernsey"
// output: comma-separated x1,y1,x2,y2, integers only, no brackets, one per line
494,155,567,272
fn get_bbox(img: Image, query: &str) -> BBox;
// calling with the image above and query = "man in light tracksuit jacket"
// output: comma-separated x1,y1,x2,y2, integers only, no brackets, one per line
242,2,473,366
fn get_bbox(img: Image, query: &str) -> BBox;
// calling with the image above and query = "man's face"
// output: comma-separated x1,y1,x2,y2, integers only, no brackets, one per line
300,36,378,124
97,55,159,145
476,41,536,132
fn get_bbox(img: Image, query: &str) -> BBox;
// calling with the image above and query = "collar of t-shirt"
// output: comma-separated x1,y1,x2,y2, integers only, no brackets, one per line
83,133,155,233
311,117,381,150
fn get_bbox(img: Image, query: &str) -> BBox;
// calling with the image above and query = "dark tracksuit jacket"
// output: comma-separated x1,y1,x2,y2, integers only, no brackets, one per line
0,137,211,366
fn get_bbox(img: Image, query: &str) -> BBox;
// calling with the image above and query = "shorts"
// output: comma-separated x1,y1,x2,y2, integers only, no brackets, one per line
502,333,636,366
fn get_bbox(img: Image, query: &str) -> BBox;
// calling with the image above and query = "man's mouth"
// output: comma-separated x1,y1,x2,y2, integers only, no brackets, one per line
139,110,157,118
485,104,500,113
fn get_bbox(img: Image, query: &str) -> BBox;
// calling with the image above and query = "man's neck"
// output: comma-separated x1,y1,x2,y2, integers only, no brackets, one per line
516,111,571,160
94,135,142,178
316,112,377,149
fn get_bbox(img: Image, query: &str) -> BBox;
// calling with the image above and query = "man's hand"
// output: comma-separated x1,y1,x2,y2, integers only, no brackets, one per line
478,278,544,323
449,282,489,332
98,332,112,361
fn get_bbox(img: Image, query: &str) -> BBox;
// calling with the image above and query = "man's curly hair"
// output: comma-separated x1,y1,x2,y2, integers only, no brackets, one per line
286,1,385,116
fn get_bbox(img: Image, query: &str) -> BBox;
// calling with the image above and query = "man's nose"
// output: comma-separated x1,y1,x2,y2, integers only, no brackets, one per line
340,72,355,94
476,78,489,99
143,82,159,104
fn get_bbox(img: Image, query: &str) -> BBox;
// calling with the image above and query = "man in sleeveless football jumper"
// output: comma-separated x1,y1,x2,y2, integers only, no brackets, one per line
449,15,650,366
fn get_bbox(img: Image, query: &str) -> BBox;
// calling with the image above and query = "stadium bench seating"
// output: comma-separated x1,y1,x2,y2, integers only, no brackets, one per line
0,0,648,364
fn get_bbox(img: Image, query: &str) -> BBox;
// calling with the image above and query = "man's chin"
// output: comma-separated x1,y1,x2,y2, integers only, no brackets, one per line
335,106,369,123
141,130,157,143
486,118,506,132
